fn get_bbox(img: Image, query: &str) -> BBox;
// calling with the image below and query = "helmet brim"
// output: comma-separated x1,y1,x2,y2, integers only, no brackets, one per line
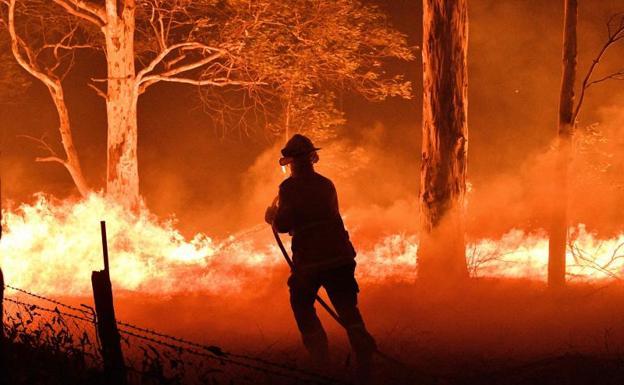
278,148,321,166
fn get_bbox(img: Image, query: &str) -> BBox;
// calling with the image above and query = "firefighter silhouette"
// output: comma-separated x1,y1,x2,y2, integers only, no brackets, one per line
265,134,376,381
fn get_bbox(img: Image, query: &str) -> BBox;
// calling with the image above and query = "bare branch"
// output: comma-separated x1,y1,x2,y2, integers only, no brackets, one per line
51,0,106,27
138,51,227,92
5,0,58,90
160,52,225,77
148,1,166,51
87,82,107,99
40,24,93,56
35,156,67,165
17,134,63,162
573,13,624,122
42,43,93,51
135,42,224,83
140,75,265,88
68,0,106,19
586,69,624,87
164,53,187,69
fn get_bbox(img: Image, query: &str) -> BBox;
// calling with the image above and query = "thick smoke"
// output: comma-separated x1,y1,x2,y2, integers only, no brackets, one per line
2,0,624,288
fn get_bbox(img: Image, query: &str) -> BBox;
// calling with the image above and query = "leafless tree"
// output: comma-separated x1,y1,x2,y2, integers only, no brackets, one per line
574,13,624,122
1,0,93,196
548,0,577,288
0,34,29,104
548,8,624,287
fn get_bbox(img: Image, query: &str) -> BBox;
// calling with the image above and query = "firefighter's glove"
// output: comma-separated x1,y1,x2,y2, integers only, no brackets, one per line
265,205,278,226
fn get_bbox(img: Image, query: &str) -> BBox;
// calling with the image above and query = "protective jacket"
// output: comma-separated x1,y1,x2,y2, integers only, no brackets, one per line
274,169,356,272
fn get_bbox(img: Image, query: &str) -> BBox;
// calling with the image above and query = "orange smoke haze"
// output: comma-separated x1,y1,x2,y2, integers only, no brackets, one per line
2,120,624,296
1,1,624,296
3,3,624,375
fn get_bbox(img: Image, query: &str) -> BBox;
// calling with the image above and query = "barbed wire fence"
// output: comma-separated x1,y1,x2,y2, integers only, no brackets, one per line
1,283,350,385
1,283,103,384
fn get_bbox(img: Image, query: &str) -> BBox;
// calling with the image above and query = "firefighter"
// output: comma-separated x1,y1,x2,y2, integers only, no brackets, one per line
265,134,376,381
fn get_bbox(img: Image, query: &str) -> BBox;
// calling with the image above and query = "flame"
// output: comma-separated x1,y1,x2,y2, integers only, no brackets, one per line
1,194,623,296
0,194,280,295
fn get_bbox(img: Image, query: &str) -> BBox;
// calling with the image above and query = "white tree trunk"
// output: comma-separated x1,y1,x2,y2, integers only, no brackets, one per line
6,0,90,197
104,2,140,209
50,85,91,196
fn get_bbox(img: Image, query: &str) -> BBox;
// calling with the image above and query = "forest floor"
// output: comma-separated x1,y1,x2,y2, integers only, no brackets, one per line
10,277,624,384
107,277,624,384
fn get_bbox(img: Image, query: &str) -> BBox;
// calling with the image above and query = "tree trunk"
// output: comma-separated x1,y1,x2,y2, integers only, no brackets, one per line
49,84,90,197
548,0,577,288
419,0,469,281
6,0,89,197
104,2,140,209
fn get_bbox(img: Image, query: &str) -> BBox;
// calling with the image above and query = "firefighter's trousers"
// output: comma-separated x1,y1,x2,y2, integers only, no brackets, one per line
287,262,376,363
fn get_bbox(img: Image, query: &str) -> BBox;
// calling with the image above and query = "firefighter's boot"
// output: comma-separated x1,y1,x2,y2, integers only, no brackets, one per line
302,328,329,365
347,323,376,384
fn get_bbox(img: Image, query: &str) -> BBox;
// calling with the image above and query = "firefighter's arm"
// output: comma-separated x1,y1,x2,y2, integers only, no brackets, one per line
272,185,294,233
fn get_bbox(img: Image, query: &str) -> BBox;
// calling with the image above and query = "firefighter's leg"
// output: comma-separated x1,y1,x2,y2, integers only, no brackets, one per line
288,273,329,363
323,264,376,383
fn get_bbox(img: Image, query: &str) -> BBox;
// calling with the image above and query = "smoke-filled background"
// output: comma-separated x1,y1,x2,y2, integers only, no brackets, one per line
0,0,624,244
1,0,624,243
3,3,624,380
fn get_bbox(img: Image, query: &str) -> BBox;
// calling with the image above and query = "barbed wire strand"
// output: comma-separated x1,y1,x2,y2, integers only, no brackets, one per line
3,284,91,315
4,297,94,323
116,319,347,384
118,327,346,385
2,292,347,384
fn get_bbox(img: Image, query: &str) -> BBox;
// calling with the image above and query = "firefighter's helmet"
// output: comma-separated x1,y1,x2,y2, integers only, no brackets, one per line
279,134,321,166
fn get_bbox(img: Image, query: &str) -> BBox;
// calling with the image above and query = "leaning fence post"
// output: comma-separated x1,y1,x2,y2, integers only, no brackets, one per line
1,177,4,340
1,268,4,341
1,268,5,385
0,268,4,339
1,178,6,380
92,221,126,385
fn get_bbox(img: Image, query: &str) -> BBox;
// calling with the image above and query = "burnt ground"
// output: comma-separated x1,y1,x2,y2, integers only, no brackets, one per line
105,277,624,385
10,277,624,385
1,341,105,385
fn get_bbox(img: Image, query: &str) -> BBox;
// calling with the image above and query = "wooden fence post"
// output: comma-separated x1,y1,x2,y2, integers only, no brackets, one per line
92,221,126,385
1,178,6,382
1,268,4,340
1,178,3,341
1,268,6,385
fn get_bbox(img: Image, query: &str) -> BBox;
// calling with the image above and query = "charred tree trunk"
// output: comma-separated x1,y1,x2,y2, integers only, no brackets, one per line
104,1,140,209
419,0,469,281
549,0,577,288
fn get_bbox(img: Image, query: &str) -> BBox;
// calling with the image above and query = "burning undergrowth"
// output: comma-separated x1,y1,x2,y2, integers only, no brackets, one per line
1,192,624,297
